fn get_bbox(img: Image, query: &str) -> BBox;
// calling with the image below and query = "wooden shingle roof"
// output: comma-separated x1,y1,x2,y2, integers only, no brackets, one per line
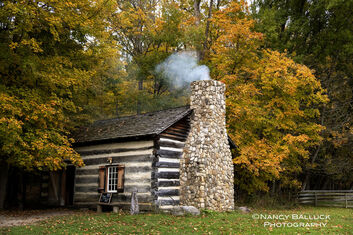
73,106,192,144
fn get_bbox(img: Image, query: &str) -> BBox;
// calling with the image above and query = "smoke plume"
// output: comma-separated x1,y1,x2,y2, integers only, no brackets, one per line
155,51,210,87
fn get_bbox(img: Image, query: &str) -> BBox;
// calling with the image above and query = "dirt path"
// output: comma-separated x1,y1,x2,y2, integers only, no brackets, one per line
0,209,80,227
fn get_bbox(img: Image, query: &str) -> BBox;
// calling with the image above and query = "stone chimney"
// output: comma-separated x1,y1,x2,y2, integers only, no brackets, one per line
180,80,234,211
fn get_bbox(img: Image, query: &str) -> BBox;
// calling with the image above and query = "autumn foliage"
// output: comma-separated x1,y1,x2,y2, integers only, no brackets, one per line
209,1,328,192
0,0,118,171
2,0,348,195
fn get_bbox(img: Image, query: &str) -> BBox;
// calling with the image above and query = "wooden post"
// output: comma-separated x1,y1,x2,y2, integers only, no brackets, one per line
314,192,317,206
97,204,102,213
345,193,348,208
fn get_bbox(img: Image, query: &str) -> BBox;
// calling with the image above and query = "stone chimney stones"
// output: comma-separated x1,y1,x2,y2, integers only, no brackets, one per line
180,80,234,211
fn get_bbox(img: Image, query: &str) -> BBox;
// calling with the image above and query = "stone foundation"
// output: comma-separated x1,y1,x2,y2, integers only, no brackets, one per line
180,80,234,211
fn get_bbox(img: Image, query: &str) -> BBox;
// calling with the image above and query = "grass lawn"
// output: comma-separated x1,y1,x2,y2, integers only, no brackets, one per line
2,206,352,234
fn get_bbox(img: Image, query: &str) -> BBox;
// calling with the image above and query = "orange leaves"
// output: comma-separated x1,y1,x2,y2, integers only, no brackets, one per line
207,1,328,192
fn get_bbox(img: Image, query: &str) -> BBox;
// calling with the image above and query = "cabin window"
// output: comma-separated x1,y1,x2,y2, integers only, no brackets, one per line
107,166,118,192
99,165,125,193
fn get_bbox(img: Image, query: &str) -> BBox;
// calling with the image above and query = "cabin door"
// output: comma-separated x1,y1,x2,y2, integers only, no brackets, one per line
59,165,75,206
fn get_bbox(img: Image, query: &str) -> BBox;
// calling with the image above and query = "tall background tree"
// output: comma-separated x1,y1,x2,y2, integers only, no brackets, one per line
0,0,122,207
207,1,327,194
110,0,192,114
252,0,353,190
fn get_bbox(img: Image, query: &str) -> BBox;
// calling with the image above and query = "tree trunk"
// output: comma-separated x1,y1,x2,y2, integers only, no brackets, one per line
201,0,214,61
302,109,324,190
137,80,143,114
193,0,202,60
271,180,276,196
0,164,9,209
322,177,330,190
302,174,310,190
18,172,26,210
193,0,201,25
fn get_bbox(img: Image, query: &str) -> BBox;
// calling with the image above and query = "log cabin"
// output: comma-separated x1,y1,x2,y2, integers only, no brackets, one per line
73,106,192,211
72,80,236,212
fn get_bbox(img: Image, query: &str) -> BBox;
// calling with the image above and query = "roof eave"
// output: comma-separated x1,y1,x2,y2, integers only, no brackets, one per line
73,133,157,147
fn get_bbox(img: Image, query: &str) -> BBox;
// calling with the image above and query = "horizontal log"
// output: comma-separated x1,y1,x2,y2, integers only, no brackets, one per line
171,124,189,130
84,154,152,166
74,193,154,204
156,150,182,159
76,169,99,175
75,176,98,184
111,194,154,204
75,186,99,192
124,185,151,193
159,133,186,142
154,162,180,168
158,140,184,149
168,129,188,135
75,140,154,152
125,178,151,185
164,128,188,135
156,189,179,197
158,180,180,187
74,194,100,202
125,166,152,174
156,199,180,206
76,167,154,176
77,146,154,156
163,131,188,139
75,185,151,194
100,203,154,211
154,172,179,179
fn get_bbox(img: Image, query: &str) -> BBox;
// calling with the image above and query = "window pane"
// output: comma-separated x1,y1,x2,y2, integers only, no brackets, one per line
107,166,118,192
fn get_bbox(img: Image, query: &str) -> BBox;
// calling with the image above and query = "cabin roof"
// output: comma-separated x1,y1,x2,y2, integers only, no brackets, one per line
73,106,192,144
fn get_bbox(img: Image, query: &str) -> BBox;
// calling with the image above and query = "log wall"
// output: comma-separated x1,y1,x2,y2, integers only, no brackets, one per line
153,116,190,210
74,140,154,210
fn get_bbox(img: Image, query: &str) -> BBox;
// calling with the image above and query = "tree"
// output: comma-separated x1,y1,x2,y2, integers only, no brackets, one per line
0,0,119,172
252,0,353,189
209,1,328,192
110,0,191,114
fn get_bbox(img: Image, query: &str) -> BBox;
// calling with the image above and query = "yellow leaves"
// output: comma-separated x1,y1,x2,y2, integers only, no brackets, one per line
207,1,328,192
9,38,43,53
0,88,84,171
9,42,18,50
283,134,309,144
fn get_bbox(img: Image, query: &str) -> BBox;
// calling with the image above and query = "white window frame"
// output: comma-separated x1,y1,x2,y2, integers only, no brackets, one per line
107,166,118,193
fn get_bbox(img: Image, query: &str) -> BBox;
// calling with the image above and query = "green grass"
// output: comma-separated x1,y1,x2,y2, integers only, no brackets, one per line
2,206,352,234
